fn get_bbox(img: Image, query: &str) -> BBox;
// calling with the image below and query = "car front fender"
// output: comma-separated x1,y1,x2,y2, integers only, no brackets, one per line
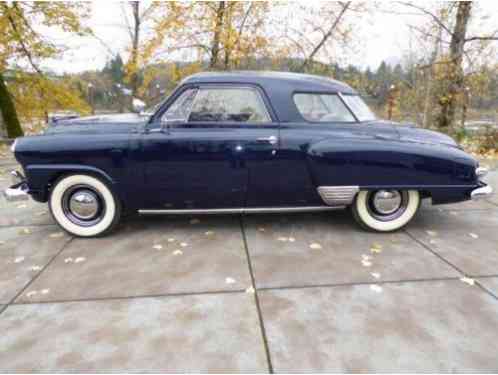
23,164,116,202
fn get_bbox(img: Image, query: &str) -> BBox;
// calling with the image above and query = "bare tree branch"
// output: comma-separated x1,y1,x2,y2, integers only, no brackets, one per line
301,2,351,70
465,35,498,42
399,2,453,36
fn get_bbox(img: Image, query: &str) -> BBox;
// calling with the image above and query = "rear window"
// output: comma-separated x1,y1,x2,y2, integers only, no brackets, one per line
293,93,355,122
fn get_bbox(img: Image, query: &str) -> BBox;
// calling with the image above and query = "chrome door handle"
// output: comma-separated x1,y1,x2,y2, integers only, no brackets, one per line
256,135,278,145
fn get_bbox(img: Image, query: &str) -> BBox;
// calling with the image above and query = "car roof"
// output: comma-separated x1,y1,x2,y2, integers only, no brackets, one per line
182,71,357,95
177,70,358,122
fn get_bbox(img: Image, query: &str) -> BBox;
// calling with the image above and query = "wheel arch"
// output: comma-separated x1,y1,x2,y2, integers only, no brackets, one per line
24,164,117,203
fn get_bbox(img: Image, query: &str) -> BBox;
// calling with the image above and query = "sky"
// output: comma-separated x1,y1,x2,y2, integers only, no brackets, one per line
41,0,498,75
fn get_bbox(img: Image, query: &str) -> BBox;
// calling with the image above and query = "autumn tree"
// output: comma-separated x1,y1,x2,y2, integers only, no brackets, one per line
121,1,158,98
139,2,274,75
402,1,498,131
0,2,90,138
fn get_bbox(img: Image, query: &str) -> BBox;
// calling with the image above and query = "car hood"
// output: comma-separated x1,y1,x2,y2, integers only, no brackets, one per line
366,120,459,149
45,112,150,135
53,112,150,125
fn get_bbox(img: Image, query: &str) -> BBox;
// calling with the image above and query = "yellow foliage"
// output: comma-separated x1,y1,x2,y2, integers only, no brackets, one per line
0,2,90,131
9,73,90,132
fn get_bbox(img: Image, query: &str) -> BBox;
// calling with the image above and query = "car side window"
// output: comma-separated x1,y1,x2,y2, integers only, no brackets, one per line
162,88,198,122
294,93,355,122
188,87,271,123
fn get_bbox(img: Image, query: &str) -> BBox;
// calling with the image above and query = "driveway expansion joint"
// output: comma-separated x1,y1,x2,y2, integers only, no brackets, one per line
0,237,74,316
10,288,247,306
257,276,464,292
240,215,274,374
0,223,56,229
403,228,467,275
475,280,498,301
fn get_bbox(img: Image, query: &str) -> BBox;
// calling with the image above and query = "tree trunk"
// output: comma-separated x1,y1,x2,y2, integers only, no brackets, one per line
209,1,225,69
0,72,23,138
130,1,140,97
437,1,471,131
422,21,442,128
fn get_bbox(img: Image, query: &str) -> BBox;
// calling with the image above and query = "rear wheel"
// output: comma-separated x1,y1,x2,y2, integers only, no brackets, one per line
49,174,121,237
352,189,420,232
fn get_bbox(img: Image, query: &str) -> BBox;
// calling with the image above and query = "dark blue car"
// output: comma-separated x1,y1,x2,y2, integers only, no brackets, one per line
4,71,492,237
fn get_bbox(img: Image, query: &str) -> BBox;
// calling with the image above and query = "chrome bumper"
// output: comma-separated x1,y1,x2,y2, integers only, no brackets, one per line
2,170,29,202
471,184,493,200
3,185,29,202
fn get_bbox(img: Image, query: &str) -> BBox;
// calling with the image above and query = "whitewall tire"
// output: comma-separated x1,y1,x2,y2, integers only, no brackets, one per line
49,174,121,237
352,190,420,232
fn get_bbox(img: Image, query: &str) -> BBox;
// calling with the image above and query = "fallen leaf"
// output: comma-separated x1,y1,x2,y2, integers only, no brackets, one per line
49,232,64,239
172,249,183,256
64,257,73,263
19,228,31,235
468,233,479,239
277,236,288,242
167,238,175,242
190,218,200,224
429,239,437,244
289,237,296,242
370,284,383,293
245,286,255,294
426,230,437,237
309,243,322,250
205,231,214,236
41,289,50,295
180,242,188,247
362,254,372,261
225,277,236,284
152,244,163,250
14,256,25,263
29,265,42,271
460,277,475,286
370,243,383,253
35,211,48,217
362,259,372,267
17,204,27,209
26,291,38,297
74,257,86,263
370,272,381,279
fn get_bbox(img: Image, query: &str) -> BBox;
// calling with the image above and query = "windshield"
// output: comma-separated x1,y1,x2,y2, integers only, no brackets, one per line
342,95,376,122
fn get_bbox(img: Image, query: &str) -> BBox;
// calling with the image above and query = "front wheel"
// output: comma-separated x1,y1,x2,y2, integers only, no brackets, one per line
352,190,420,232
49,174,121,237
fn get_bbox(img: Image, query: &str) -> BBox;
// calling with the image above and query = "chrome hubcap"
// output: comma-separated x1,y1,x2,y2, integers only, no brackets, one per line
69,190,99,220
372,190,402,215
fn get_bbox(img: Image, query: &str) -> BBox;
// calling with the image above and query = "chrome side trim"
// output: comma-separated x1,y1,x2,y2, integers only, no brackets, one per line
317,186,359,206
471,184,493,200
138,206,345,215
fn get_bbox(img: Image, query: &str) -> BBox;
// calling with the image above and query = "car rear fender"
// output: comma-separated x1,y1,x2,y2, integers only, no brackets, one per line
305,137,477,200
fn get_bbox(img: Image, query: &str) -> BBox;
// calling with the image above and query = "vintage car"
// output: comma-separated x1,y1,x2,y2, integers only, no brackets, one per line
4,71,492,237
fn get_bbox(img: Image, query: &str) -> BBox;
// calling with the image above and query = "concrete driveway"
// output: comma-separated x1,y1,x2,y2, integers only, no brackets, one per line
1,150,498,372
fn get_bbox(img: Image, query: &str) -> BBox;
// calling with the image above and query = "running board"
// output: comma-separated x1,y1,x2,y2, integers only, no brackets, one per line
138,206,345,215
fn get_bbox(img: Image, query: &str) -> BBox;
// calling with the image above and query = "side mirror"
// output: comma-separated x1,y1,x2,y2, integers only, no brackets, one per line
132,98,146,113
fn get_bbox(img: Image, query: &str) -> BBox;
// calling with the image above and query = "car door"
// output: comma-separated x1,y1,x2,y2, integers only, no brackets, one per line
140,84,281,210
